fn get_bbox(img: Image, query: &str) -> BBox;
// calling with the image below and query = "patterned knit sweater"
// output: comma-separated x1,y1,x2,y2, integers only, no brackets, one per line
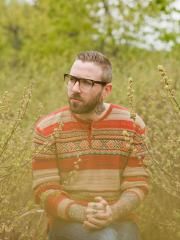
32,104,149,221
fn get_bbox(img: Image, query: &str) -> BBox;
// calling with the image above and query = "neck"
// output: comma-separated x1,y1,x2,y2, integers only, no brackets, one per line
95,102,106,115
74,103,109,121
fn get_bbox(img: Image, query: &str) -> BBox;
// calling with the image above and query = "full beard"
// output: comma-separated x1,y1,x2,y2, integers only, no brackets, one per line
68,92,103,114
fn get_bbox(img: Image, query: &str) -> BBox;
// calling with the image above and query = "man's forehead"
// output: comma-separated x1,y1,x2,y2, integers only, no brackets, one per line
70,60,103,80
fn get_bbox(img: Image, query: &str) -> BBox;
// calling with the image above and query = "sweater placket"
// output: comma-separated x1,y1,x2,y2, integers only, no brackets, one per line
87,122,93,148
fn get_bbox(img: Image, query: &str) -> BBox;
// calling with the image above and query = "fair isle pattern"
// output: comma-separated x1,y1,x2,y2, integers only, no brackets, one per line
32,104,149,220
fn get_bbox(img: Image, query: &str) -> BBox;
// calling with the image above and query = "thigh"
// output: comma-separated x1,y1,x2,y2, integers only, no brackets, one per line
112,221,141,240
48,219,118,240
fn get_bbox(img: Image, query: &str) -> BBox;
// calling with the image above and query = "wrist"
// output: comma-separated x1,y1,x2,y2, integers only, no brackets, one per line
110,192,141,221
67,203,86,222
110,204,120,221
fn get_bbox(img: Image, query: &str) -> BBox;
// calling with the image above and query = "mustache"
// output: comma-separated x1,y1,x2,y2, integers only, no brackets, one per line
70,93,83,101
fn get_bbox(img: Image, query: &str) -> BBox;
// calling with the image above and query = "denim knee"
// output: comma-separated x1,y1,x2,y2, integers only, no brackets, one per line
48,220,140,240
114,221,141,240
89,228,118,240
48,220,118,240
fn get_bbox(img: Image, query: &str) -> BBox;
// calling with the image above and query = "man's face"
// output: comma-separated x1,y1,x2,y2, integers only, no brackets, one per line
67,60,104,114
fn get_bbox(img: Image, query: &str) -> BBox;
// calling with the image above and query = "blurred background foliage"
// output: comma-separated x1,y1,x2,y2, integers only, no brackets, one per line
0,0,179,239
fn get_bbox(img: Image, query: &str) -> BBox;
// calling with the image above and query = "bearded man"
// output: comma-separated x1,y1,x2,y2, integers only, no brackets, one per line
32,51,149,240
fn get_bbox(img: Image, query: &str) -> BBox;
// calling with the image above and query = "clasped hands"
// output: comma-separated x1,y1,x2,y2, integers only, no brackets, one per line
83,196,113,230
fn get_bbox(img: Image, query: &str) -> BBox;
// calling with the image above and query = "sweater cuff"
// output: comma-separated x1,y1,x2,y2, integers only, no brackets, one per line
57,198,74,220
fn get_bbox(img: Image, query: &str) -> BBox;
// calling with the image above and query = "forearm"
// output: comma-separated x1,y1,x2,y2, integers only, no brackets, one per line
38,187,86,222
68,190,141,223
67,203,86,222
111,191,141,221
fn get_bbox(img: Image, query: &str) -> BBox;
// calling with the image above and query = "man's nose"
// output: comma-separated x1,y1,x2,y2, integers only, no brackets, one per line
72,80,81,93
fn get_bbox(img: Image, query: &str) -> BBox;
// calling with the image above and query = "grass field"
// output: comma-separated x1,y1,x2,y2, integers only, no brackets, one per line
0,48,179,239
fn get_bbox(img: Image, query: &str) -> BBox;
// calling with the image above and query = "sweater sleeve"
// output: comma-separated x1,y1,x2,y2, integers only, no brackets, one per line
111,114,149,220
32,122,76,220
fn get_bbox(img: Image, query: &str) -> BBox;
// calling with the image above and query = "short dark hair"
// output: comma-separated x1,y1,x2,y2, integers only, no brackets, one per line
76,51,112,83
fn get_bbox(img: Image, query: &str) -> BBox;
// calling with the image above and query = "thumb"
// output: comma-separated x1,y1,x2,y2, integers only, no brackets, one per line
94,196,108,206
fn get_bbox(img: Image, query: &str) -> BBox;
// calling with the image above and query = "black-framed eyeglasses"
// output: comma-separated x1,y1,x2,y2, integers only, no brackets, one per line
64,74,107,92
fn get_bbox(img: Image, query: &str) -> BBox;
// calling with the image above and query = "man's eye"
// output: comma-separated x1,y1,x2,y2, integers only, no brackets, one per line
70,77,76,83
80,79,92,86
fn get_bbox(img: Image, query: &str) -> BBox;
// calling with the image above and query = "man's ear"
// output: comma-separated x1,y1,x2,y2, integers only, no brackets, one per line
102,83,112,99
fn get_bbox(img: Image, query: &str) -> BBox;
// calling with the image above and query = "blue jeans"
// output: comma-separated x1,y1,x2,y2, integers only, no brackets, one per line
48,219,141,240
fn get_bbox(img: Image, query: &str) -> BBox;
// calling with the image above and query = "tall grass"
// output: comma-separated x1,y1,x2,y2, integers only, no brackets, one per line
0,50,179,239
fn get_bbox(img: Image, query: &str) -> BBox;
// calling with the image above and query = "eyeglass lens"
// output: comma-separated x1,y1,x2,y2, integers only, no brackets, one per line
65,75,93,91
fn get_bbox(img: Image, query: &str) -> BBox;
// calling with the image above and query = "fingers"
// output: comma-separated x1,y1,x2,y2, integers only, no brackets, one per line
84,216,107,229
87,196,108,213
83,220,102,229
86,208,99,215
85,206,112,223
84,200,113,230
94,196,108,208
86,197,112,220
91,206,113,220
94,196,108,205
92,211,109,220
87,202,105,211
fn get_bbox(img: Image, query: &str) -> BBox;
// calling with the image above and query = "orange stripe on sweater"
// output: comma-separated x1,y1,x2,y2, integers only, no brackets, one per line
59,155,128,171
123,176,147,182
128,157,145,167
32,159,57,170
45,193,70,217
34,182,62,203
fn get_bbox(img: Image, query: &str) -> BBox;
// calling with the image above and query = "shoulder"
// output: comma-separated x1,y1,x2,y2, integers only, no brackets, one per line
35,106,70,136
110,104,146,131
